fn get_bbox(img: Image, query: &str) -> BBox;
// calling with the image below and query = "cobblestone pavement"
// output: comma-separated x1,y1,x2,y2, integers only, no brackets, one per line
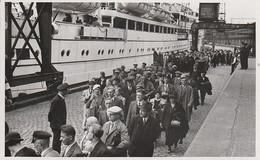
6,64,232,157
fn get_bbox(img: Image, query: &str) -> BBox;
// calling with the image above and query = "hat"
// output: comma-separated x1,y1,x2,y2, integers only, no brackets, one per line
175,71,182,75
57,83,69,91
93,84,101,90
142,62,147,65
126,77,134,82
133,63,138,66
181,74,187,79
5,132,23,144
136,83,144,90
121,65,125,68
32,131,52,143
161,93,169,99
89,80,95,85
139,102,152,112
114,69,120,73
107,106,123,115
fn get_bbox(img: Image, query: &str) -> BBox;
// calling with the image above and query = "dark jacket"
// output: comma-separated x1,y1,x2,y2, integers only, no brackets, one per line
15,147,39,157
62,142,82,157
48,95,67,129
197,76,212,94
89,140,111,157
128,115,161,157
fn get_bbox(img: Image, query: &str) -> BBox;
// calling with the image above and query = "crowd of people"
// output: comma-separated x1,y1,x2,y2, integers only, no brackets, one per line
6,47,245,157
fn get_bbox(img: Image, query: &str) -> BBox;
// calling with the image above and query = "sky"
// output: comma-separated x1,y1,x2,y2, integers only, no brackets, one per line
188,0,257,23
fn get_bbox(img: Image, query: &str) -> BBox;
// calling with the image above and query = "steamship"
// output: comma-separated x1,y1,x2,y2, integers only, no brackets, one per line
9,2,203,97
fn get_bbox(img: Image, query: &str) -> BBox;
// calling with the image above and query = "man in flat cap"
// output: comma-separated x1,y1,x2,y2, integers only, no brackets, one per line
32,131,60,157
48,82,69,153
128,102,161,157
5,132,38,157
173,71,182,90
101,106,128,157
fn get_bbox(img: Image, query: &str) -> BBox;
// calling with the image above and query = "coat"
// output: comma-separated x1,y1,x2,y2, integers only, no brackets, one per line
41,148,60,157
161,102,189,146
176,85,193,121
173,77,182,89
85,94,105,119
126,101,142,128
197,76,212,94
157,83,175,95
15,147,39,157
89,140,111,157
99,110,109,126
101,120,128,156
62,142,82,157
48,94,66,129
128,115,161,157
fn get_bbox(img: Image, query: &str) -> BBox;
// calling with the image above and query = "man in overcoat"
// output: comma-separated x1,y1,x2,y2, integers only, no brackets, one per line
128,102,161,157
48,83,69,153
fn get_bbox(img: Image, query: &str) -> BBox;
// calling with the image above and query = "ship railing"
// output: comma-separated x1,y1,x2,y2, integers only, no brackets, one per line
80,26,126,40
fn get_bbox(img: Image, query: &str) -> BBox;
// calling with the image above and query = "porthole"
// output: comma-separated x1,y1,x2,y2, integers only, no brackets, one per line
119,49,121,54
108,49,110,54
98,50,101,55
81,50,85,56
86,50,89,56
129,49,131,53
101,50,104,55
122,49,124,53
111,50,113,54
161,47,163,50
157,48,159,50
137,48,139,52
35,50,39,57
61,50,65,57
66,50,70,56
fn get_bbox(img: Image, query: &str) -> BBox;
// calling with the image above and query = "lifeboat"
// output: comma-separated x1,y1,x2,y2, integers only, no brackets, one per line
151,7,171,21
53,3,101,14
118,3,152,16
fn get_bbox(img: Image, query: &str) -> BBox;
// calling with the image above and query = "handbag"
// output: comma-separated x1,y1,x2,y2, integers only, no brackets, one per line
170,120,180,127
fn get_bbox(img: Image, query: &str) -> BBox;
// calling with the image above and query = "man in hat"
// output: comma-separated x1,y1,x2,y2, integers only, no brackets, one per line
107,87,123,110
101,106,128,157
157,76,175,95
99,98,113,126
176,75,193,121
173,71,182,89
197,72,211,105
97,72,106,94
120,65,127,79
81,80,95,103
60,125,82,157
126,89,146,128
48,83,69,153
32,131,60,157
5,132,38,157
128,102,161,157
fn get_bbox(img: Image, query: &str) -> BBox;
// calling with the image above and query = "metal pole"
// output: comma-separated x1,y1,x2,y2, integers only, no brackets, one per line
5,2,12,79
37,3,52,73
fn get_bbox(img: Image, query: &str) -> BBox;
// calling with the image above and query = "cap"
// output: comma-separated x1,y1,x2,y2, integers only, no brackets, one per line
161,93,169,99
181,74,187,79
139,102,152,112
126,77,134,82
142,62,147,65
32,131,52,143
175,71,182,75
136,83,144,90
93,84,101,91
5,132,23,144
57,83,69,91
114,69,120,73
121,65,125,68
133,63,138,66
107,106,123,115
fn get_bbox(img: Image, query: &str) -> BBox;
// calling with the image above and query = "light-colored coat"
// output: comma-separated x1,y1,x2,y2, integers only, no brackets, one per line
176,85,193,121
41,148,60,157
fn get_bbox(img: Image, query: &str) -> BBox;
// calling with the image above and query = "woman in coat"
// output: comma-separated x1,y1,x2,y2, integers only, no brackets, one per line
161,94,189,153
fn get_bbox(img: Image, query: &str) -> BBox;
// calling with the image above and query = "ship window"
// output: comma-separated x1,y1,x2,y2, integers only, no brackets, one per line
164,27,167,33
61,50,65,57
136,22,142,31
150,25,154,32
157,47,159,50
111,49,114,54
101,50,104,55
108,49,110,54
122,49,124,53
137,48,139,52
98,50,101,55
129,49,131,53
81,50,85,56
155,26,160,33
102,16,111,23
128,20,135,30
114,17,126,29
66,50,70,56
168,28,171,34
144,23,148,32
86,50,89,55
119,49,121,54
